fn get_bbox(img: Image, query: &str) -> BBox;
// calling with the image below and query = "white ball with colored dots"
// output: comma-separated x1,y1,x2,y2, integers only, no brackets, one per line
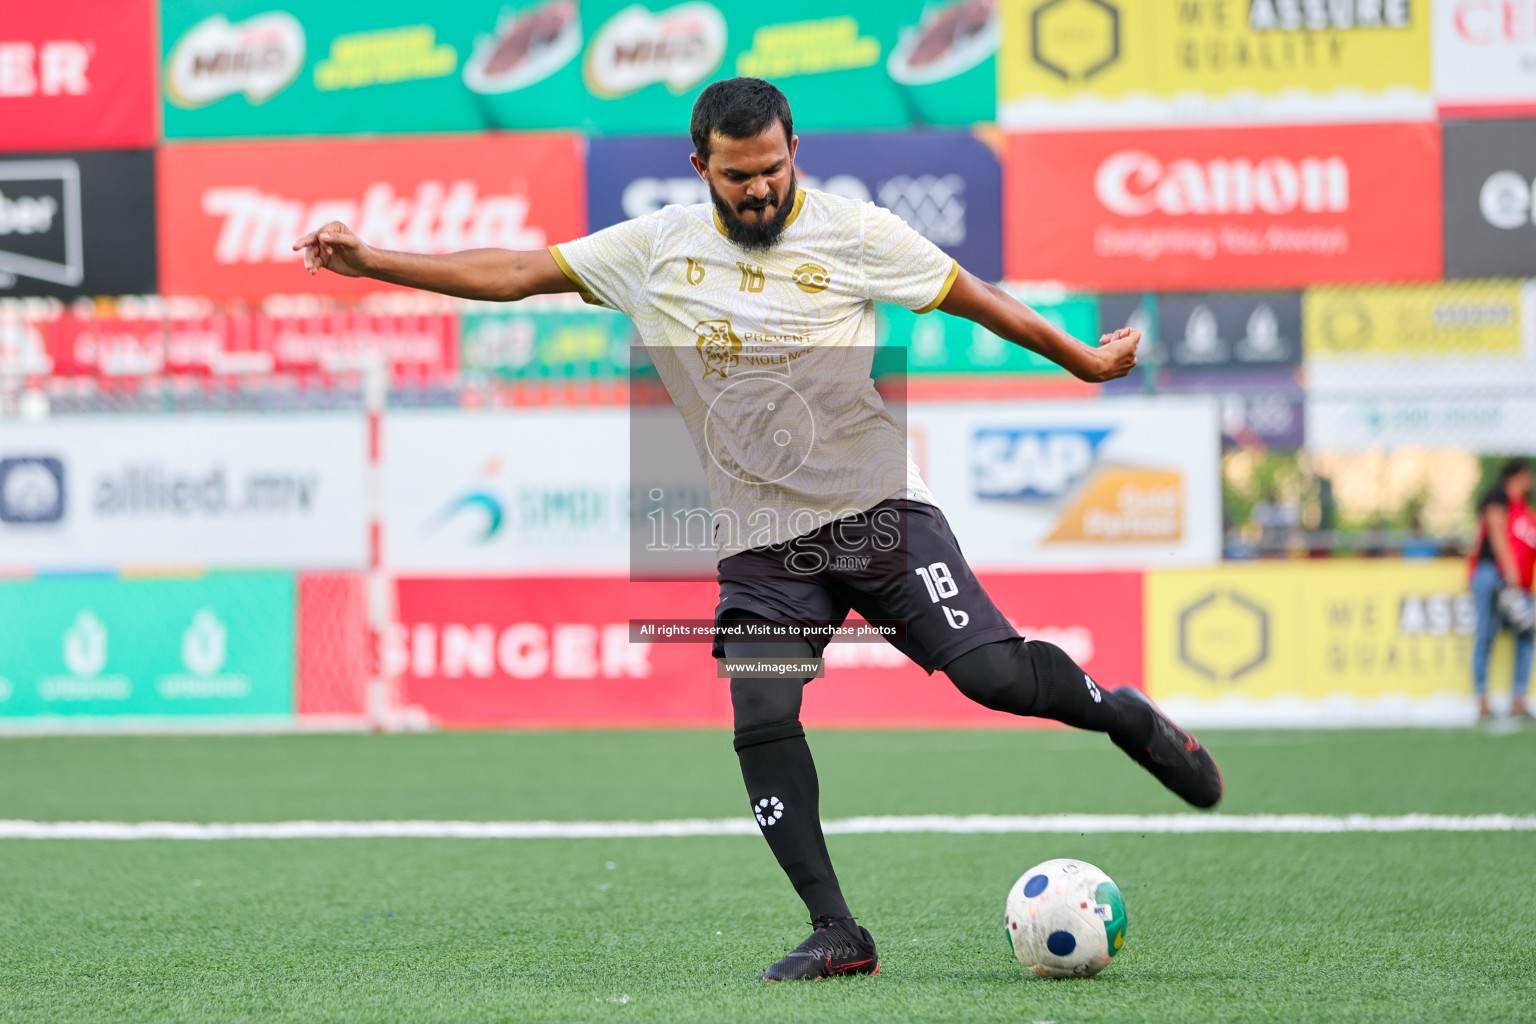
1004,858,1127,979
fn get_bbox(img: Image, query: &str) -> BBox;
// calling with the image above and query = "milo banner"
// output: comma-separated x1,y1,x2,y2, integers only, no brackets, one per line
160,0,998,138
0,573,295,722
999,0,1432,127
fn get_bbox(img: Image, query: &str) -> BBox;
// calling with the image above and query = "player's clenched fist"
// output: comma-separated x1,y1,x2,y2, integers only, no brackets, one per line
292,222,372,277
1091,327,1140,382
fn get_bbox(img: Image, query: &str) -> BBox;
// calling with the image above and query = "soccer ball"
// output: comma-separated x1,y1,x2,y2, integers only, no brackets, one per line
1004,858,1127,978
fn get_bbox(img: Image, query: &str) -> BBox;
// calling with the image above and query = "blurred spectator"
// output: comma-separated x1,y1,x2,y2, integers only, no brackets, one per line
1469,459,1535,721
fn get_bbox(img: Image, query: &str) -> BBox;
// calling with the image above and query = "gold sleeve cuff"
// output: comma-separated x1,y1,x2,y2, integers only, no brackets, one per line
548,245,602,306
913,259,960,314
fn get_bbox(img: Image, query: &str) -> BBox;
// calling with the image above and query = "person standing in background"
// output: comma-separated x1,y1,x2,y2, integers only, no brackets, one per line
1470,459,1535,722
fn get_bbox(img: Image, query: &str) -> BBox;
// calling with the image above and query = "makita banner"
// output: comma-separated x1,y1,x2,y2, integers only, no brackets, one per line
0,150,157,299
1003,123,1442,290
589,131,1003,281
1433,0,1536,114
157,136,585,298
388,571,1141,728
0,0,156,151
1443,118,1536,278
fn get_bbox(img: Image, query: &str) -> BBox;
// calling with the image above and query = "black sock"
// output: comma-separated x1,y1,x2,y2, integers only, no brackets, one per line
943,638,1152,742
734,719,851,922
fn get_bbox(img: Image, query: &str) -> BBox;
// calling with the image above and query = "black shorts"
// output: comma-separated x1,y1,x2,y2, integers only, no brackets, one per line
712,498,1018,673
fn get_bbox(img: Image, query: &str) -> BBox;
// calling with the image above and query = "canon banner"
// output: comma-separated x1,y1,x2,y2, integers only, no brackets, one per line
389,570,1140,727
159,1,997,138
0,150,156,300
1433,0,1536,113
588,131,1003,282
1004,123,1443,290
0,414,367,571
1,1,156,151
1443,118,1536,278
0,573,294,722
157,136,585,298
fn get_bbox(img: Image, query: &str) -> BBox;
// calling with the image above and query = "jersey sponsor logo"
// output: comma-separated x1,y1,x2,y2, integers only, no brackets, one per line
972,428,1112,501
695,319,743,379
583,2,727,98
792,262,831,293
165,12,306,108
684,256,706,284
943,605,970,629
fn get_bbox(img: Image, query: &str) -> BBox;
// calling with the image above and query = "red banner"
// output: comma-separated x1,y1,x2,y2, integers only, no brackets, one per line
37,308,458,381
158,135,587,299
1004,123,1442,290
387,572,1142,729
0,1,155,151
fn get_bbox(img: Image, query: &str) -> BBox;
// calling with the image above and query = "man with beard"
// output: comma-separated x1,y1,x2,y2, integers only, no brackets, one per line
294,76,1222,982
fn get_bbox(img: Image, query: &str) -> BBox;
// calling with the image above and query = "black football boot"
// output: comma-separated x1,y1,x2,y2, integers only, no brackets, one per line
763,916,880,981
1113,687,1224,809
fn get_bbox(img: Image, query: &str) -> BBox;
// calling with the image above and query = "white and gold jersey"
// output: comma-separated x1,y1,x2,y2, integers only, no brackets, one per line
550,187,958,560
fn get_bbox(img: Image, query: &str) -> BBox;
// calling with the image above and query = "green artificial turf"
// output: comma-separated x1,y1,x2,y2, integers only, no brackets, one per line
2,728,1534,1023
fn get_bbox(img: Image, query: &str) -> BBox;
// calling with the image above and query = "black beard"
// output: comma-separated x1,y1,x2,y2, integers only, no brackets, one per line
709,172,796,250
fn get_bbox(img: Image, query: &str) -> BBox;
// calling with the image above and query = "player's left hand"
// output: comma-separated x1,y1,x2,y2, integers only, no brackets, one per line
1089,327,1140,382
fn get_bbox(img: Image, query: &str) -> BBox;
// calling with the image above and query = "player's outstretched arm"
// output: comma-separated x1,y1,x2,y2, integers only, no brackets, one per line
937,266,1137,383
291,222,579,302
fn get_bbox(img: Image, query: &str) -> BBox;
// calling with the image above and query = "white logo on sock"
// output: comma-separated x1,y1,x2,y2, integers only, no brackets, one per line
755,796,784,826
943,606,969,629
1084,674,1102,703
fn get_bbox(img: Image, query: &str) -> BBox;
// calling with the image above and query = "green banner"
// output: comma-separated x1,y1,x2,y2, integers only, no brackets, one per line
160,0,997,138
460,304,639,378
878,289,1099,375
0,574,294,720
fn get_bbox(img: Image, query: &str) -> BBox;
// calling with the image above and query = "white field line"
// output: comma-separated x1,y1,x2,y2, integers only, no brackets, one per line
1,814,1534,841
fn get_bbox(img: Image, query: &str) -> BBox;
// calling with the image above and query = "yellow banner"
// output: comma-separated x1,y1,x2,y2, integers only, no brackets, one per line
1304,281,1525,358
1000,0,1431,104
1145,560,1488,702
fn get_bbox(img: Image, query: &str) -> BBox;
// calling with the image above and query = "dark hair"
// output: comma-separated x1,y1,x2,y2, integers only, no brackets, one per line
1498,458,1532,484
690,77,793,161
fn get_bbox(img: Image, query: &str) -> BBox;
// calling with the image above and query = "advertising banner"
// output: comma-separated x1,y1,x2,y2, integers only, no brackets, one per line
160,0,997,139
1433,0,1536,114
0,573,294,721
157,136,583,300
879,287,1096,374
1443,118,1536,278
0,150,157,300
588,131,1003,282
1146,560,1493,726
384,409,632,576
1003,123,1443,290
461,299,637,379
34,308,458,381
1000,0,1433,127
0,414,367,571
1306,392,1536,454
0,1,156,151
1304,280,1526,359
908,396,1222,568
388,569,1139,727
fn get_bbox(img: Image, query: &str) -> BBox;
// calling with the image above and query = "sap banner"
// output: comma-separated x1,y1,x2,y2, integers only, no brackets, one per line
0,415,367,570
908,397,1221,569
588,131,1003,282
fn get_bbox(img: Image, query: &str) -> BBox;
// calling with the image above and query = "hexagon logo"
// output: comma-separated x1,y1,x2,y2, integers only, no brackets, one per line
1031,0,1120,83
1178,589,1268,685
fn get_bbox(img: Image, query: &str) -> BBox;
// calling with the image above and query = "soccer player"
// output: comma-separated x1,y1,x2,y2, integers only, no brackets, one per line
294,77,1223,981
